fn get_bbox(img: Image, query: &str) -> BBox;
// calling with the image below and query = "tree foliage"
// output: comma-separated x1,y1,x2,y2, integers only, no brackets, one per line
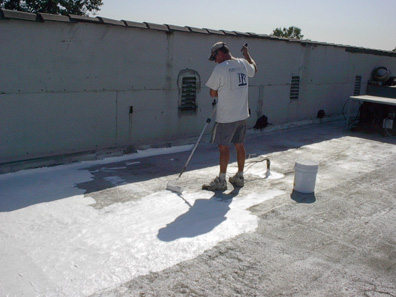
0,0,103,16
272,26,304,39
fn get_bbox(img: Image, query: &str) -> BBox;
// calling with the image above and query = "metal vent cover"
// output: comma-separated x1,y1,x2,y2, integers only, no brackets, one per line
180,77,197,110
354,75,362,96
290,76,300,100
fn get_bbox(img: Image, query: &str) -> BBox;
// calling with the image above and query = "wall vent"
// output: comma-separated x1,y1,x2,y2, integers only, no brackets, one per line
177,69,201,112
180,76,197,110
290,76,300,100
354,75,362,96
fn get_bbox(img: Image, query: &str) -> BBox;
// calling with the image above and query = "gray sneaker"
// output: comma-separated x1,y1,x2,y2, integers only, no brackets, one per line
229,174,244,187
202,177,227,191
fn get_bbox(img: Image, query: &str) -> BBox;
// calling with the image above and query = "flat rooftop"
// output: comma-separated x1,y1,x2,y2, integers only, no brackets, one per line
0,120,395,296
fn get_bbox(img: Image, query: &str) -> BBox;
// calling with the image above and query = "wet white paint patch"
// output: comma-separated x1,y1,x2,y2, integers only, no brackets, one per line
253,170,285,180
0,147,284,297
103,175,127,185
125,161,141,166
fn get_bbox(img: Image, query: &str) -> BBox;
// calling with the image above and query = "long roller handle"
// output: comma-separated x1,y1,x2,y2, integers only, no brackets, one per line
178,108,216,178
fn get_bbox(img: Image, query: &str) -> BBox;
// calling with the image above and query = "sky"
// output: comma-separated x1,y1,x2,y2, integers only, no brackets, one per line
96,0,396,51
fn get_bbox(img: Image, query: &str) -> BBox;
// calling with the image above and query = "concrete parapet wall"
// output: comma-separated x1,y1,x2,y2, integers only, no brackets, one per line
1,9,396,168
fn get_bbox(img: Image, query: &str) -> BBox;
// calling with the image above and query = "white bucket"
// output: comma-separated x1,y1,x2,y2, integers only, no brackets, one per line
293,160,319,193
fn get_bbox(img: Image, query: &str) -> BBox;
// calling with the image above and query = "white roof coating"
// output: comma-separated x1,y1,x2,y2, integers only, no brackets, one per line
1,120,396,296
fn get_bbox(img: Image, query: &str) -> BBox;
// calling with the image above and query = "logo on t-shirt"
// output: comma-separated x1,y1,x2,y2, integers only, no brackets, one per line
238,73,247,86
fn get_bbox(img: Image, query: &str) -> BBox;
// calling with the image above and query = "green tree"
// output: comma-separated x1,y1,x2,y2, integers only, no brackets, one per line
272,26,304,39
0,0,103,16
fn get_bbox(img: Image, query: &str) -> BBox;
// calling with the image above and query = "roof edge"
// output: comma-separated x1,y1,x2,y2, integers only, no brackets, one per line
0,8,395,56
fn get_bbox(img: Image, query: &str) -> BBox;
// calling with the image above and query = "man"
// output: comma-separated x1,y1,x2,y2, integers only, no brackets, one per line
203,42,257,191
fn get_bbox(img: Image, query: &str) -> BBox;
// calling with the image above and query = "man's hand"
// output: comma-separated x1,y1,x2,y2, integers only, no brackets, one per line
210,89,218,98
241,43,249,57
241,43,258,73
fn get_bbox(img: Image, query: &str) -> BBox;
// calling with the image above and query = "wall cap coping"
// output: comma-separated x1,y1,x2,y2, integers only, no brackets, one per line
0,8,37,21
38,12,70,22
233,31,250,37
204,28,224,35
166,24,190,32
187,26,209,34
97,16,125,26
1,9,395,57
144,22,169,31
257,34,271,39
122,20,147,29
222,30,237,36
247,32,259,37
69,14,100,23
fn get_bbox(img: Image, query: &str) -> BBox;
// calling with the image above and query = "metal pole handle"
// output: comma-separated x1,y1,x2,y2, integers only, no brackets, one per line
178,107,217,178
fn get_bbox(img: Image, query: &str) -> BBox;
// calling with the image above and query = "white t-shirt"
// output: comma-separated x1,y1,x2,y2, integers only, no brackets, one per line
206,58,255,123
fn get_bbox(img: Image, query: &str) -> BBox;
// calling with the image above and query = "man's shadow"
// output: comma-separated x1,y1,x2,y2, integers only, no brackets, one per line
157,188,240,242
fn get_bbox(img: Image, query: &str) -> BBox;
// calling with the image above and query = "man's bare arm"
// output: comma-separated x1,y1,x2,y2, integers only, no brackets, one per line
241,44,258,72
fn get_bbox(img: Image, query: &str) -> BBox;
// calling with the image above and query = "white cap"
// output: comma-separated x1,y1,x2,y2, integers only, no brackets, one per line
209,42,229,61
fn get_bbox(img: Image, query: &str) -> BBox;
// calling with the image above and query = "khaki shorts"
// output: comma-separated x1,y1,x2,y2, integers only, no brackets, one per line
211,119,247,145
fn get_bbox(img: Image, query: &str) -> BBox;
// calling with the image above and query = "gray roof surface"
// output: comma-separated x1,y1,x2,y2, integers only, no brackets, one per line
1,119,396,296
